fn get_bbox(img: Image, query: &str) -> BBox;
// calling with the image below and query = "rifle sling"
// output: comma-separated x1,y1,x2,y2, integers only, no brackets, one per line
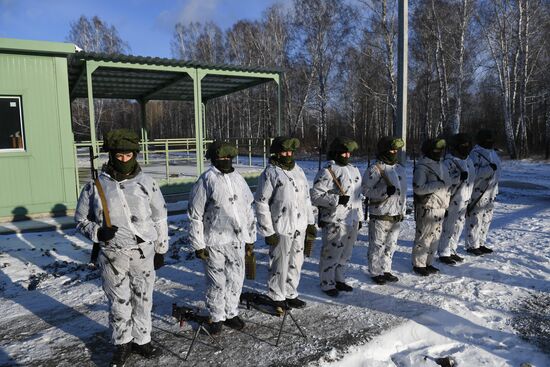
94,177,112,228
327,167,346,195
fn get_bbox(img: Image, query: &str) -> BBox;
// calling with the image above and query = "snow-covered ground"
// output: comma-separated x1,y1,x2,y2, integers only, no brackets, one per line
0,159,549,367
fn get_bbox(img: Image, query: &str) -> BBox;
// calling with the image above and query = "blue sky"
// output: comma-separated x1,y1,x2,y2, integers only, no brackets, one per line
0,0,288,57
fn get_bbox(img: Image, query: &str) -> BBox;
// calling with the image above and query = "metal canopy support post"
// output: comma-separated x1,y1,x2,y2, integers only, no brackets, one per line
202,102,207,140
139,100,149,164
397,0,408,164
276,74,282,135
193,70,206,176
86,61,99,167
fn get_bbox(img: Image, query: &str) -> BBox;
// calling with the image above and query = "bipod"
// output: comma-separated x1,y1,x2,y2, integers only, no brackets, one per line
240,292,307,346
172,303,223,361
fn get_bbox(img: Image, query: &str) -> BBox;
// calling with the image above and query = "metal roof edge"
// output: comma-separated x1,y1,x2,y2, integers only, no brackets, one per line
70,51,283,74
0,38,75,56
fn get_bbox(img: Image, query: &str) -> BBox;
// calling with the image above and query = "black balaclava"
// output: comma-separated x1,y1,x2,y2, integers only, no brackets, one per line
477,129,495,149
269,137,300,171
206,141,237,174
102,129,142,181
377,136,404,165
327,137,358,166
448,133,472,159
422,138,446,162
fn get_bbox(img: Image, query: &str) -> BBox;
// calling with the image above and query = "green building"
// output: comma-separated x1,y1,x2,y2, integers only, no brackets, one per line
0,37,281,220
0,39,76,220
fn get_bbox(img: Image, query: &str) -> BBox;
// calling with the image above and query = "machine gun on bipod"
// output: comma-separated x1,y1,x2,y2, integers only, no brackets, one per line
172,303,223,360
239,291,307,346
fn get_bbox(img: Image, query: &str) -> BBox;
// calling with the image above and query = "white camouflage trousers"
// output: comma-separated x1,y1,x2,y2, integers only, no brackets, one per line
368,219,401,276
100,245,155,345
412,207,446,267
267,230,305,301
204,242,245,322
439,205,467,257
465,200,494,249
319,223,358,290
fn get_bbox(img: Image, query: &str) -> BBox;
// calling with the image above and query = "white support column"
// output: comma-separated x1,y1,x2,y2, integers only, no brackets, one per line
397,0,408,164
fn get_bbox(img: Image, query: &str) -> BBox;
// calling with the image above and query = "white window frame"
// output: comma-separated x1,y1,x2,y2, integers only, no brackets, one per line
0,95,26,152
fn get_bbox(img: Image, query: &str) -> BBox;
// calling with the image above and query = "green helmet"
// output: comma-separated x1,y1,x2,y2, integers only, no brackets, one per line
270,137,300,154
103,129,140,152
205,140,238,160
328,137,359,154
377,136,404,153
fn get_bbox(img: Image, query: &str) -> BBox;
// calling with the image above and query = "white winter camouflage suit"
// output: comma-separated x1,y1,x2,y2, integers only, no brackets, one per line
311,161,363,291
188,166,256,322
362,161,407,276
75,171,168,345
465,145,501,250
412,157,451,267
438,153,475,257
255,163,315,302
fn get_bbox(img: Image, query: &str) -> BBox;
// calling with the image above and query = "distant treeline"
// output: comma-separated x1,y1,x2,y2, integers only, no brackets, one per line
68,0,550,159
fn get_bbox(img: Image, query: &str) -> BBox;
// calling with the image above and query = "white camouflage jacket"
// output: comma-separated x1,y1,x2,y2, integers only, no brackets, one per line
188,166,256,250
255,163,315,237
311,161,364,226
469,145,501,203
413,156,452,210
75,170,169,254
362,160,407,217
443,153,475,210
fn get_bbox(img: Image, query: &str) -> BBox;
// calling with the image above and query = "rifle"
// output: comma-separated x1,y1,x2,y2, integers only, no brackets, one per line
172,303,223,360
89,146,100,265
239,292,306,346
172,303,211,327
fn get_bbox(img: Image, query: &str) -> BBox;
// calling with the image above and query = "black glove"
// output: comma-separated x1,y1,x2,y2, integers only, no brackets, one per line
97,226,118,242
386,185,396,196
489,163,497,171
460,171,468,181
306,224,317,239
245,243,254,256
154,253,164,270
358,221,363,230
195,248,209,260
338,195,350,206
265,233,280,247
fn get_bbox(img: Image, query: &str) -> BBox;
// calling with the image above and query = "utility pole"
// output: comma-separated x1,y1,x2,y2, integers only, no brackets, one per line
397,0,408,164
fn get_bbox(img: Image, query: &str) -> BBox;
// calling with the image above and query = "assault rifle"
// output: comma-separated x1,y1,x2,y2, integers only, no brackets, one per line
240,291,306,346
172,303,223,360
89,146,101,265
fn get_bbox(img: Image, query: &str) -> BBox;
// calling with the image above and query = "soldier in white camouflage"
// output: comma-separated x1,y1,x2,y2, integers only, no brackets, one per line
255,137,316,309
438,133,475,265
465,129,501,256
362,137,407,285
311,137,363,297
75,129,168,367
188,141,256,335
412,138,451,276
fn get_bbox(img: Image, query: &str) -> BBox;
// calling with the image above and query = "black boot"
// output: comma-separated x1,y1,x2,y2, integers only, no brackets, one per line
439,256,456,265
450,253,464,262
224,316,245,330
426,265,440,273
110,343,132,367
286,297,307,308
479,246,493,254
132,342,159,359
371,275,387,285
335,281,353,291
466,248,484,256
383,272,399,282
413,266,430,276
207,321,223,335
